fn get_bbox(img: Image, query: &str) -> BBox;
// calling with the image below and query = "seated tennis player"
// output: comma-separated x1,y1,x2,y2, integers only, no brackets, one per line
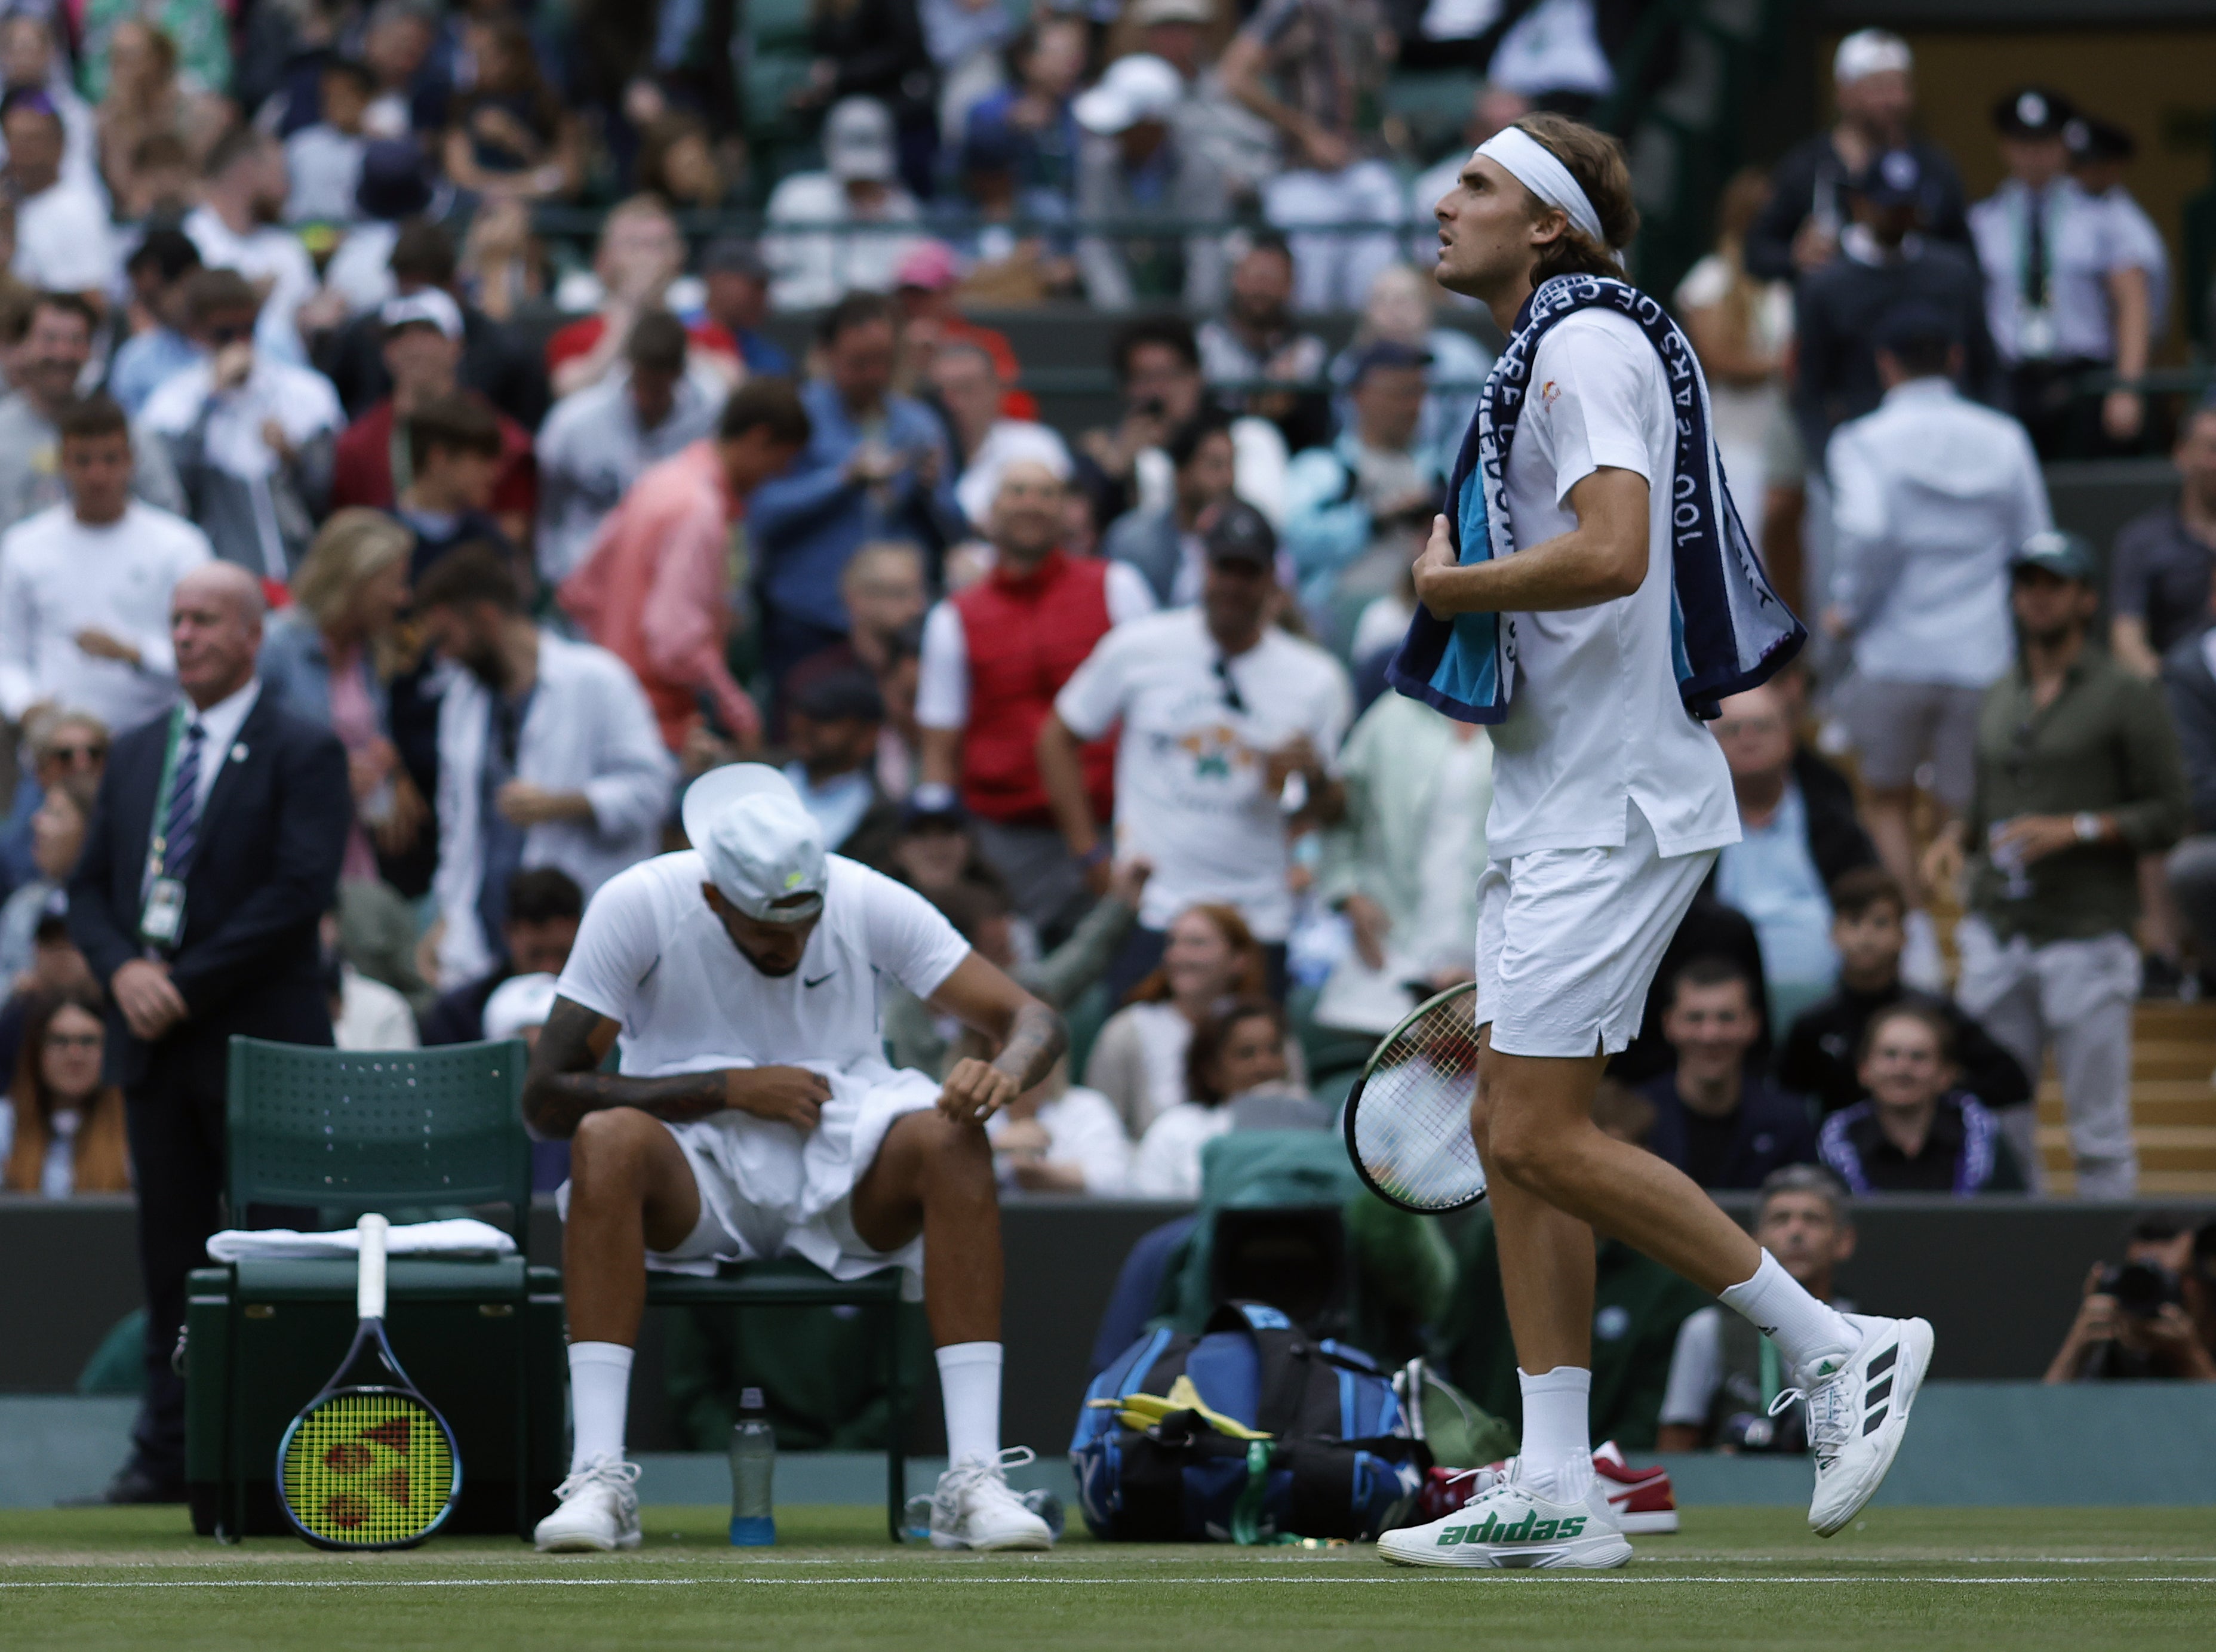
1373,114,1931,1570
522,765,1066,1553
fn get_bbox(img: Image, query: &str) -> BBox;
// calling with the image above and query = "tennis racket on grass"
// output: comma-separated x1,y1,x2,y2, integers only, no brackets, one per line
1342,982,1489,1214
276,1213,461,1550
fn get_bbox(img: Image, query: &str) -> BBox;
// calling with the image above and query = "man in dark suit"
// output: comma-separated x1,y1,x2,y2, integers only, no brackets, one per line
70,561,351,1502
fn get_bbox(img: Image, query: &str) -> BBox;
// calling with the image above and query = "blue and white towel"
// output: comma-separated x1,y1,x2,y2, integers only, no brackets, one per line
1387,273,1805,725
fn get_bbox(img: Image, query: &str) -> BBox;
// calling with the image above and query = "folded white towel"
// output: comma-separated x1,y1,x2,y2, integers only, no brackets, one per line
206,1217,518,1262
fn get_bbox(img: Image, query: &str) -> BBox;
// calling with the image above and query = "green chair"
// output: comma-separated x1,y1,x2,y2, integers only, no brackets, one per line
186,1038,565,1541
645,1260,913,1539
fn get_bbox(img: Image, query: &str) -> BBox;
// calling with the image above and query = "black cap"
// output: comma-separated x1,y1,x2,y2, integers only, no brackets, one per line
1347,340,1433,384
787,666,884,724
1851,148,1923,209
899,789,967,830
1872,299,1959,356
701,236,767,279
2066,115,2135,165
1204,500,1277,568
356,139,434,222
1993,87,2075,140
2010,528,2097,584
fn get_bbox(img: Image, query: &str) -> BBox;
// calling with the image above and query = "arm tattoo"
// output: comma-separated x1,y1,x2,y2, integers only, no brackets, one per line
989,997,1067,1097
521,996,726,1139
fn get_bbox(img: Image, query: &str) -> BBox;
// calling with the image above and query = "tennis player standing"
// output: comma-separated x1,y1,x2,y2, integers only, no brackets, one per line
1377,115,1932,1571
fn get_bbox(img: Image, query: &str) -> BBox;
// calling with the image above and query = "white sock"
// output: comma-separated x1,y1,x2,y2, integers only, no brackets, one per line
1516,1366,1592,1502
935,1341,1003,1467
1719,1250,1856,1374
567,1341,634,1473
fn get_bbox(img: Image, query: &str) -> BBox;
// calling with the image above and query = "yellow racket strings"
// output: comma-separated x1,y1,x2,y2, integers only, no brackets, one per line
281,1391,454,1545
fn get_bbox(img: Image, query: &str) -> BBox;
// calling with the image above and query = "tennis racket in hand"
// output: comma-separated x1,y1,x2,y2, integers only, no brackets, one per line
276,1213,462,1549
1342,982,1489,1213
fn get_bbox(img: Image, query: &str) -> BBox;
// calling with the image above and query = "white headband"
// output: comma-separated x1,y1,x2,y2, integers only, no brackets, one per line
1474,126,1607,250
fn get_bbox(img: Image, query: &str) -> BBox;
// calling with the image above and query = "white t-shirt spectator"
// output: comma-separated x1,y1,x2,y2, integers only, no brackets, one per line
1053,608,1352,940
915,559,1157,733
555,850,972,1079
985,1084,1133,1194
0,500,212,730
1129,1100,1231,1199
12,177,116,294
1486,307,1738,862
760,171,923,312
284,124,367,224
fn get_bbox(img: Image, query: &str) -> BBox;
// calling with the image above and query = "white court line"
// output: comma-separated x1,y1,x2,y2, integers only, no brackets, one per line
5,1574,2215,1589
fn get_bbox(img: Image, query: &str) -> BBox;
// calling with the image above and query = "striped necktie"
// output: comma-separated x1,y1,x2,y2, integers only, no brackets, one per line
162,720,207,879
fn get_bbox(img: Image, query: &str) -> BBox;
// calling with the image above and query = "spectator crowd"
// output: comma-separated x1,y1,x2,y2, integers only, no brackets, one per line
2,0,2215,1499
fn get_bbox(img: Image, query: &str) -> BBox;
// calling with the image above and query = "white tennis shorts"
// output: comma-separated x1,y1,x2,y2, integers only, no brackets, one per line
1476,805,1717,1059
557,1063,938,1290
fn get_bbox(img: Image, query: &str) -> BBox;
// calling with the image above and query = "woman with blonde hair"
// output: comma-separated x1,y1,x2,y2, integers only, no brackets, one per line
1674,167,1795,547
261,508,425,879
0,985,130,1195
1084,902,1305,1139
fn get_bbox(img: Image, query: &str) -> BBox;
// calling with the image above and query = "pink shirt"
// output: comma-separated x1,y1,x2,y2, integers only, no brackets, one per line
325,641,382,883
557,441,760,750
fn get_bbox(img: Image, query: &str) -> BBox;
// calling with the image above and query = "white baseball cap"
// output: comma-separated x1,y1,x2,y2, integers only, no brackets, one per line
1833,28,1911,85
824,96,898,183
380,287,463,339
483,972,560,1042
683,764,828,924
1074,54,1184,137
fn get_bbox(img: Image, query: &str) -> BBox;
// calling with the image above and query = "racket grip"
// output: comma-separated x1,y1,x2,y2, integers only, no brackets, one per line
356,1213,389,1321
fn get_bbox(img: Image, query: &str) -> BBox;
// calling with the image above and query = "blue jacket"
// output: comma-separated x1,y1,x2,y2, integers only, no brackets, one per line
1280,431,1452,621
257,612,392,733
748,379,957,633
1637,1072,1819,1192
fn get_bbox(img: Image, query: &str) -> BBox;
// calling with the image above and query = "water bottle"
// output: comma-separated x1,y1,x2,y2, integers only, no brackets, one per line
729,1388,776,1546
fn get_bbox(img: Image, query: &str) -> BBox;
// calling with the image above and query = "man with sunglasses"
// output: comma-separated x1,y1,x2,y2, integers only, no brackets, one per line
1040,500,1349,1002
140,269,343,580
1925,531,2187,1197
0,710,107,897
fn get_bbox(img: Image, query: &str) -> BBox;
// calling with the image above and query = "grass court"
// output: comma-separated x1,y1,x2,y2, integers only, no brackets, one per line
4,1505,2212,1650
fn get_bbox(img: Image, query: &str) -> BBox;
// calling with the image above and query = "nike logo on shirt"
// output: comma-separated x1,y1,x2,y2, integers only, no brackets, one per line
803,972,835,987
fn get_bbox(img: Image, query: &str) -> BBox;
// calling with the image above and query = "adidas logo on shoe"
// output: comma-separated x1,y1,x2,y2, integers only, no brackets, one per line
1435,1510,1590,1546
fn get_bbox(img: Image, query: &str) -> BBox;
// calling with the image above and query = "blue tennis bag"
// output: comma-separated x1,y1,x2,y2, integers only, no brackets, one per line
1070,1300,1429,1541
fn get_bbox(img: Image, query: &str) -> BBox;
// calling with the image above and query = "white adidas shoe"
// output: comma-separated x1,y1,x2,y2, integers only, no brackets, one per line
1378,1461,1631,1570
929,1447,1055,1551
1797,1313,1935,1537
534,1455,643,1552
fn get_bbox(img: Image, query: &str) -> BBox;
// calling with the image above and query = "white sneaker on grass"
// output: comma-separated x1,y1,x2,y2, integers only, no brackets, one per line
534,1455,643,1552
1377,1461,1631,1571
1795,1313,1935,1537
929,1447,1055,1551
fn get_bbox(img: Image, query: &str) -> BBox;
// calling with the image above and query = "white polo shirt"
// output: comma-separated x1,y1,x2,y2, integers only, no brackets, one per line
555,850,971,1081
1484,307,1738,862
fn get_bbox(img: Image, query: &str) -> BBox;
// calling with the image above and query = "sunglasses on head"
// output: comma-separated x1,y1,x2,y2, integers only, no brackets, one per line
50,742,104,764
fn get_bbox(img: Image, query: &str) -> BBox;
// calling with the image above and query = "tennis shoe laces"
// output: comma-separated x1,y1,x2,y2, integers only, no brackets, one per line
534,1454,643,1552
1785,1313,1935,1537
929,1447,1055,1551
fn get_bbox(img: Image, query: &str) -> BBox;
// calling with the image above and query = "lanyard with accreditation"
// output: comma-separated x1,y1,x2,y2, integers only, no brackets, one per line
138,704,196,953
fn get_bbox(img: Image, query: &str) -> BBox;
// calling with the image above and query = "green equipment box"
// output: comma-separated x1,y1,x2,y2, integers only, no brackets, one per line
185,1257,566,1540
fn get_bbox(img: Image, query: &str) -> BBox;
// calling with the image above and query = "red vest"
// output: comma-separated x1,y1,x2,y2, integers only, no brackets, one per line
950,549,1117,826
